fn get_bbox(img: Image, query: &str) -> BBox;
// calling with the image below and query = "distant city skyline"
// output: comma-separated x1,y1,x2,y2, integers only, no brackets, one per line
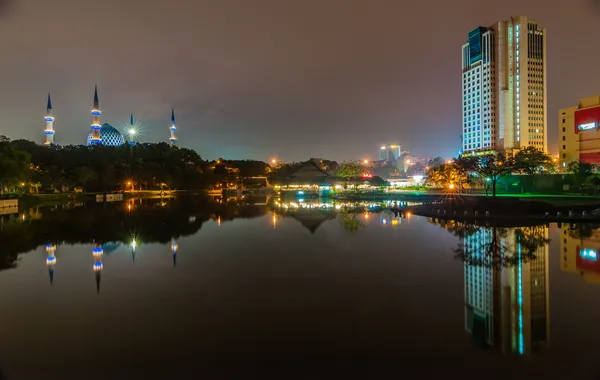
1,0,599,161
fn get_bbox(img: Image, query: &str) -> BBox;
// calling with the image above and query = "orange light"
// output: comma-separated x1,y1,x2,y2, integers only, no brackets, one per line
449,183,455,189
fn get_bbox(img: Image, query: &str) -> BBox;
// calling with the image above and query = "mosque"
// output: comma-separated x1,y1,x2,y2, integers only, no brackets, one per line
43,86,178,147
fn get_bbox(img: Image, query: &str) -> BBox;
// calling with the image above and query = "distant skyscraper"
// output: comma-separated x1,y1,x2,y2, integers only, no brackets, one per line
43,94,55,145
169,109,177,146
90,86,102,145
379,144,401,161
462,16,547,155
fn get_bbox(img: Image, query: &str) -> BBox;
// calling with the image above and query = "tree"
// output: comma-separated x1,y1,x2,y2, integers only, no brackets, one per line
514,146,553,175
471,153,515,197
426,163,458,188
452,156,479,193
337,161,362,179
0,139,30,194
566,160,597,192
427,157,445,169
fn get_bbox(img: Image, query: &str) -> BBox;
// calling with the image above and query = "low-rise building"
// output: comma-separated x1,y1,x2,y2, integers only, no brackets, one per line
559,95,600,168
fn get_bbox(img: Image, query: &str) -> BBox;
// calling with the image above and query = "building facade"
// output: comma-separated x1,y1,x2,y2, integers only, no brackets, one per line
462,16,547,156
559,96,600,168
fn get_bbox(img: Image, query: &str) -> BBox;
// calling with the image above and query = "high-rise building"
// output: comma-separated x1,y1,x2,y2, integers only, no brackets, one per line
43,94,55,145
461,16,547,155
379,144,401,161
463,226,550,354
559,96,600,168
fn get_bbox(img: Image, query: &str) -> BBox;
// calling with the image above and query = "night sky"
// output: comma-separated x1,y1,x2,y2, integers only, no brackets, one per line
0,0,599,161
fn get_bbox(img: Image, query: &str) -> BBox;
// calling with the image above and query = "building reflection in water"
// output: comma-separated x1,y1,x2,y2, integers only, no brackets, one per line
462,225,549,355
46,244,56,285
93,243,103,295
560,224,600,284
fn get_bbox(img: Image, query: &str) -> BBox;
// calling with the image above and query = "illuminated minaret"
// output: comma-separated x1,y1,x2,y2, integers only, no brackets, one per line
46,244,56,285
128,113,136,146
90,86,102,145
169,109,177,146
170,238,178,267
43,94,55,145
93,243,103,294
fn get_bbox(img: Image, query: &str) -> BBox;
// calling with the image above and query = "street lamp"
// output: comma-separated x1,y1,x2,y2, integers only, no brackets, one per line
363,159,369,165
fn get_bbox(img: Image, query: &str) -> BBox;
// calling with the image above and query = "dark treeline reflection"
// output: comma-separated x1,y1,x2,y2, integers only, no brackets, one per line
0,196,269,270
430,218,551,268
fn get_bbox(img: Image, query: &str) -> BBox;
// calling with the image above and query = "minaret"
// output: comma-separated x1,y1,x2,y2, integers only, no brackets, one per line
128,113,136,146
93,243,103,294
169,109,177,146
170,238,178,267
43,94,55,145
90,86,102,145
46,244,56,285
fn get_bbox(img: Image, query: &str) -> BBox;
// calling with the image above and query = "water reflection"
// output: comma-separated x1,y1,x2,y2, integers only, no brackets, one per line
93,243,103,294
560,223,600,284
273,199,413,233
0,196,270,270
45,243,56,285
430,219,551,355
3,197,600,376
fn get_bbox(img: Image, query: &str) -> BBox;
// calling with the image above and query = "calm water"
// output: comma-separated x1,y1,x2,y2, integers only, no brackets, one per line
2,196,600,379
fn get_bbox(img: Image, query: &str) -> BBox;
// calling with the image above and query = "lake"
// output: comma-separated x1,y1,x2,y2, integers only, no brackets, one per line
1,196,600,379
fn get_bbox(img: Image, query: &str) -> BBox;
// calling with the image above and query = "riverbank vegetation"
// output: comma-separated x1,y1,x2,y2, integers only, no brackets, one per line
427,147,600,196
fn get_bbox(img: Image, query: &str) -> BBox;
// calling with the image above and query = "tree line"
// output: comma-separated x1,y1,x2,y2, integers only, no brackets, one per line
0,136,208,193
426,147,600,196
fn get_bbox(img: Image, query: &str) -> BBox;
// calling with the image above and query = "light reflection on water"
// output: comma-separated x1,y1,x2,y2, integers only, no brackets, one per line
1,196,600,377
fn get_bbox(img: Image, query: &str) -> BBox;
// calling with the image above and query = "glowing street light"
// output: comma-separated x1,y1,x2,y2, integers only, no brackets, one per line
129,128,136,137
363,159,369,165
271,158,278,165
448,183,455,189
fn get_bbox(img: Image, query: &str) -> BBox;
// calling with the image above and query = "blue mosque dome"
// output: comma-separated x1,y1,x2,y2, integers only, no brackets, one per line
86,123,125,147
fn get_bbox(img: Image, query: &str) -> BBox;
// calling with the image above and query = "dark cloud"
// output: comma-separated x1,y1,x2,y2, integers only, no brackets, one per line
0,0,13,18
587,0,600,11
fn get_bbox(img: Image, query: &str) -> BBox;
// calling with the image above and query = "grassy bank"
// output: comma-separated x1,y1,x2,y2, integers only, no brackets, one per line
18,193,89,208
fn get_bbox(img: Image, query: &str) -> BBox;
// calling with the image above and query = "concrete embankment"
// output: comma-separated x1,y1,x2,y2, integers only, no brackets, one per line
409,196,600,223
